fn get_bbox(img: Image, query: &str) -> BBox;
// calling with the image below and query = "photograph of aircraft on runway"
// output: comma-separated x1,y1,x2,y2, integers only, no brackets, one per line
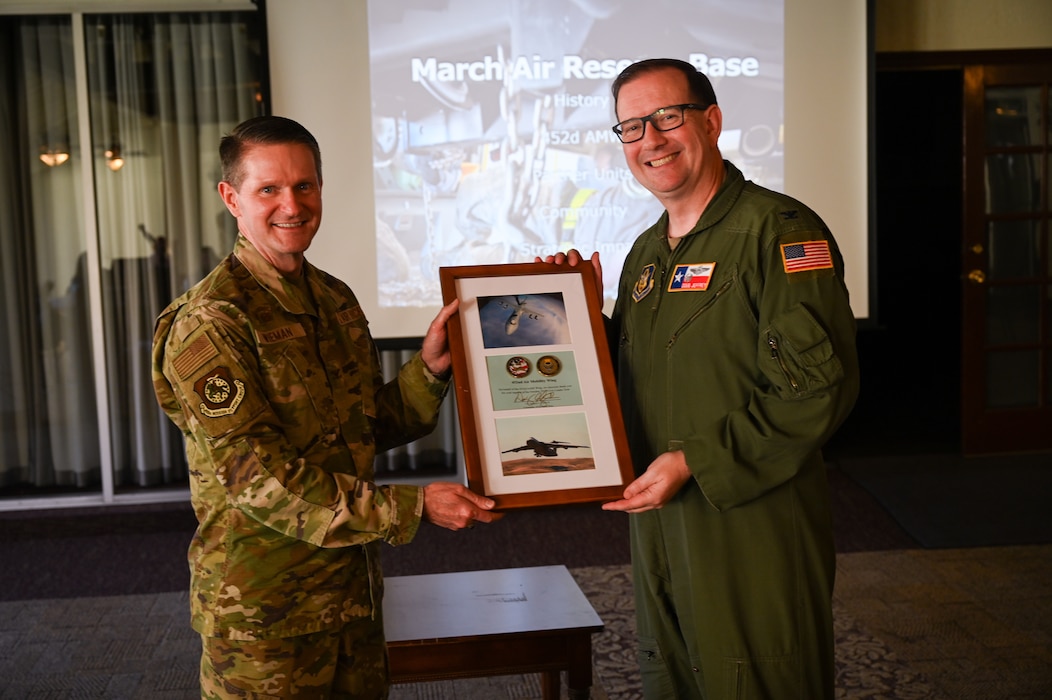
496,412,594,476
502,437,590,458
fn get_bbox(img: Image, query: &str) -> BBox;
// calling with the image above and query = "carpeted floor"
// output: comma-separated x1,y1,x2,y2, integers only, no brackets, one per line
836,452,1052,548
2,460,1051,698
833,545,1052,700
4,551,1050,699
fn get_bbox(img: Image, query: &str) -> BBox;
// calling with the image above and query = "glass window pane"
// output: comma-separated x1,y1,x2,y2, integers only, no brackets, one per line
986,350,1039,408
986,285,1040,345
1,10,266,504
985,86,1042,147
985,153,1042,213
988,220,1039,280
83,12,265,490
0,17,102,496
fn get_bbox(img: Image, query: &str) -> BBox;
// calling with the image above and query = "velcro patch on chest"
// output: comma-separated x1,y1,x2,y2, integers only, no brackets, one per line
667,263,716,292
336,307,365,326
633,263,656,302
256,324,306,344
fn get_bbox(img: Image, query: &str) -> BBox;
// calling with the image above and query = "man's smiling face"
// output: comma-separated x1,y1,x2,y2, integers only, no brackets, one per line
615,67,723,209
218,141,322,276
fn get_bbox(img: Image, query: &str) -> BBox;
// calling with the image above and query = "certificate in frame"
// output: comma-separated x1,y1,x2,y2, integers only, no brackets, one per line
440,262,633,510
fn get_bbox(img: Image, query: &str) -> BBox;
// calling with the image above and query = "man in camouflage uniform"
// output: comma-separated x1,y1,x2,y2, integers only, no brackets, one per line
152,116,499,699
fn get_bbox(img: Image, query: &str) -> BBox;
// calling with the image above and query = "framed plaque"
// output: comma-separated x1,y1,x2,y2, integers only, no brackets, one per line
440,262,633,509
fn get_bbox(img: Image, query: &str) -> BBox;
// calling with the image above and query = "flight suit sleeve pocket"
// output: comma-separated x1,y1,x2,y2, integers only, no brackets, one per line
761,303,844,398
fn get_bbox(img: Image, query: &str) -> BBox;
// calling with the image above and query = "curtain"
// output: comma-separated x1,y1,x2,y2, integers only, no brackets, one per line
0,17,98,489
0,12,262,493
376,349,460,476
88,12,261,488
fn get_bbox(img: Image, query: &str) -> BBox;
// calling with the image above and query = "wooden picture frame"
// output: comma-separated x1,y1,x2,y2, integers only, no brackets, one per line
440,262,634,510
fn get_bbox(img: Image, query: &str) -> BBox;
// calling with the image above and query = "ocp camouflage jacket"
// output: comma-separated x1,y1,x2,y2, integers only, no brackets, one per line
152,235,447,640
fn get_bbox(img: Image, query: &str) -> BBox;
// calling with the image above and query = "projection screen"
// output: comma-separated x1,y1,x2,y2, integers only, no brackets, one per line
291,0,869,339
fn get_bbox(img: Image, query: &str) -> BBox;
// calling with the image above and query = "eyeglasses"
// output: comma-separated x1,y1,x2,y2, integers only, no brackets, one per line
611,103,706,144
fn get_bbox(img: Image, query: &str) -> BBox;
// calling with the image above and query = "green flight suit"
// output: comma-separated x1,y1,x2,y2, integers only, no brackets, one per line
612,162,860,699
152,236,447,690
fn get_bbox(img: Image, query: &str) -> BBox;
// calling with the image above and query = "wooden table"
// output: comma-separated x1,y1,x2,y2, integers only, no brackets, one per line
384,565,605,699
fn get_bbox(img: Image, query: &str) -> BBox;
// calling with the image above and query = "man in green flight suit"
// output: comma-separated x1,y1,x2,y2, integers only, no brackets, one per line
152,115,500,699
548,58,860,699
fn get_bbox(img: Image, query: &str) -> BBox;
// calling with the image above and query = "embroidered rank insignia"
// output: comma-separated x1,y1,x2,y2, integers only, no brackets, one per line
668,263,716,292
633,263,656,302
781,240,834,273
193,366,246,418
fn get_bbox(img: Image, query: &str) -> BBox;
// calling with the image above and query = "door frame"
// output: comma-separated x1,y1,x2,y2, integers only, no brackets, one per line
877,49,1052,455
961,58,1052,454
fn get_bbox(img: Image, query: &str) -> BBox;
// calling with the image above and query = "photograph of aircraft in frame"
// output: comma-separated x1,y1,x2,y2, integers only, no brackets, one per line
440,261,633,509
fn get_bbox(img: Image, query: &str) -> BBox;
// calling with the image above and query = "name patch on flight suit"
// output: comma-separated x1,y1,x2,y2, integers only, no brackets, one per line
667,263,716,292
193,366,246,418
633,263,656,302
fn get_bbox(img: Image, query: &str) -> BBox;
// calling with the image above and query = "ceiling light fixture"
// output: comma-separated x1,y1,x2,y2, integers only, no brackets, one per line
105,147,124,171
39,148,70,167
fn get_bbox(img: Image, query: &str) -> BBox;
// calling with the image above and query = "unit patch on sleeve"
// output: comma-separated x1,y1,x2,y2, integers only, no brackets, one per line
668,263,716,292
193,366,246,418
781,240,833,274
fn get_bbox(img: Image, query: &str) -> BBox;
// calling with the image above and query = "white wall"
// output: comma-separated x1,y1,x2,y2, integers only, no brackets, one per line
876,0,1052,52
784,0,867,319
265,0,382,325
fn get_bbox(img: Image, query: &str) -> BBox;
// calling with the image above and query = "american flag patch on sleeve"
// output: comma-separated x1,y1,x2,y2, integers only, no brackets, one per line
173,332,219,380
781,240,833,273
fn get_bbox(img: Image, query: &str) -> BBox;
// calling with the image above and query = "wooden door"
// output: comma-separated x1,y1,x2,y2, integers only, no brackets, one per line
961,60,1052,454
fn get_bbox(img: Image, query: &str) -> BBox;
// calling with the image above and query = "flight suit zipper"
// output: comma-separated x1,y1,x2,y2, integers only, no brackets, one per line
767,334,800,392
665,279,734,349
